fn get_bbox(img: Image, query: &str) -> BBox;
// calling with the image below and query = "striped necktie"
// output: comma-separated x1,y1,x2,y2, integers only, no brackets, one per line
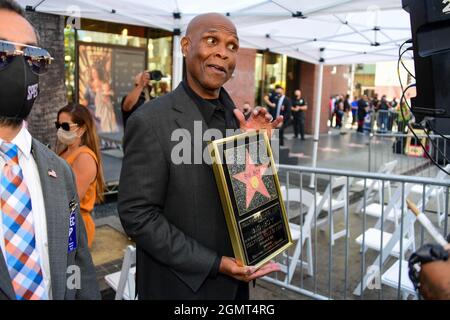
0,142,47,300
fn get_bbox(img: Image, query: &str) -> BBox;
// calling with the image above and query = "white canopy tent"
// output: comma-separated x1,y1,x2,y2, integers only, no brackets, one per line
19,0,411,64
18,0,413,180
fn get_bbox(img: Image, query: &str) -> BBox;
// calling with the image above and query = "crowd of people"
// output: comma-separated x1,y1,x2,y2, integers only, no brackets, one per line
328,93,412,134
241,89,412,147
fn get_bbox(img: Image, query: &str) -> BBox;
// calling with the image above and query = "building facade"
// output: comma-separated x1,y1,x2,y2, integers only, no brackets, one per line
26,11,350,144
231,49,351,134
26,11,67,147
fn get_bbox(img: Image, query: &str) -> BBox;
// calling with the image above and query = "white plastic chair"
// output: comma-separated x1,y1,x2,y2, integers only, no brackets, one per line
279,186,315,283
315,176,350,246
360,182,414,227
409,164,450,227
104,245,137,300
381,260,418,300
354,210,417,296
358,206,443,298
355,184,416,259
378,204,448,299
355,160,398,212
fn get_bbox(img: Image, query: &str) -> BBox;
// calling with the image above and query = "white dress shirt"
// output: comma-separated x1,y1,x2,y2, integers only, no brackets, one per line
276,95,285,118
0,125,52,299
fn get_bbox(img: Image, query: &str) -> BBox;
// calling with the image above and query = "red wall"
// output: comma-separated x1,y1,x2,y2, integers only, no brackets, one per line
224,48,257,109
300,63,350,134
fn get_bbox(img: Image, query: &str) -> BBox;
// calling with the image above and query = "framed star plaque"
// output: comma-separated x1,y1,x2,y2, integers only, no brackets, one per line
208,130,292,269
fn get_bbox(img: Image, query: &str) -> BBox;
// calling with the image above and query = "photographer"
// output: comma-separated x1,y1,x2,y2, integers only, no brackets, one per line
121,71,154,128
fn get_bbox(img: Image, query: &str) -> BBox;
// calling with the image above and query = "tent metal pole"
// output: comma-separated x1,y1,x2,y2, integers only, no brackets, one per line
172,34,183,90
349,64,355,97
309,62,324,188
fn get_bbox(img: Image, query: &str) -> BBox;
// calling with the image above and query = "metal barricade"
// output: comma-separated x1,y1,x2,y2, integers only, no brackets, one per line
367,133,450,177
262,164,450,300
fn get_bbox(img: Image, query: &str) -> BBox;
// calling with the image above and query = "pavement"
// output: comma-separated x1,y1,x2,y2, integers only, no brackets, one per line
282,126,429,175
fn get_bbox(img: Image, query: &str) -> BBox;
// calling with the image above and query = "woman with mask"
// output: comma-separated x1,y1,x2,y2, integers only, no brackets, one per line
56,103,105,248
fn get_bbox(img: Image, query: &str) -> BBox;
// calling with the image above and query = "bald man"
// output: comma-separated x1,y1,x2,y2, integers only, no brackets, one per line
118,13,282,300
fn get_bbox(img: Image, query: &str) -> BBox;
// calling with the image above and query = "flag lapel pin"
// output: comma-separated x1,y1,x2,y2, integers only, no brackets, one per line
48,169,57,178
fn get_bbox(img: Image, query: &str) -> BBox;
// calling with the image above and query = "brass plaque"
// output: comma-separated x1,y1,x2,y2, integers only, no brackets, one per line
209,130,292,268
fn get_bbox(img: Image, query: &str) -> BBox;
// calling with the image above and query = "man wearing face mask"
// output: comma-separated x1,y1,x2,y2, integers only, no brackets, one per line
56,104,105,249
121,71,154,129
273,86,291,146
0,0,99,300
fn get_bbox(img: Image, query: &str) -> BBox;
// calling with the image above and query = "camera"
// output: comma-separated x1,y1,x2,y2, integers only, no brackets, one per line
147,70,163,82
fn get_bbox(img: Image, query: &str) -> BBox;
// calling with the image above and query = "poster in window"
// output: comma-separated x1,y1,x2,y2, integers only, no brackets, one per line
78,44,146,135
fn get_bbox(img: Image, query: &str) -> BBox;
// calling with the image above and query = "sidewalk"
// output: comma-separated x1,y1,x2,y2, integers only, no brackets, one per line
283,127,429,175
282,128,371,171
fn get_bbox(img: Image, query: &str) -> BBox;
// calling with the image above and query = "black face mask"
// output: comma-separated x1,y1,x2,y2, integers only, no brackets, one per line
0,56,40,120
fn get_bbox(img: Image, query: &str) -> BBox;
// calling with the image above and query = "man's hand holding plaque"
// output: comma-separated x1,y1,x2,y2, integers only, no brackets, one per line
219,257,281,282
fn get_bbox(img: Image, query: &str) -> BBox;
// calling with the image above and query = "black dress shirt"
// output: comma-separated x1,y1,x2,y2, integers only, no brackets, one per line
182,81,235,277
182,81,238,136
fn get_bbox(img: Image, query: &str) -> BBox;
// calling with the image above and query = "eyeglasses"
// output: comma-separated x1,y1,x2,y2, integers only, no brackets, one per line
0,40,53,75
55,122,78,131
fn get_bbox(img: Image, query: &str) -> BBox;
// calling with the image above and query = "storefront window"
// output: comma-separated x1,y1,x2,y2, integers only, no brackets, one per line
254,51,288,105
254,52,264,106
64,26,76,103
147,36,172,95
76,30,147,48
63,19,173,137
264,52,287,92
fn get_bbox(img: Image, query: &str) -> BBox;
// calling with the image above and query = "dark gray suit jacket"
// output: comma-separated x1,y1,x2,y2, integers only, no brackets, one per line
0,139,100,300
118,84,242,299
